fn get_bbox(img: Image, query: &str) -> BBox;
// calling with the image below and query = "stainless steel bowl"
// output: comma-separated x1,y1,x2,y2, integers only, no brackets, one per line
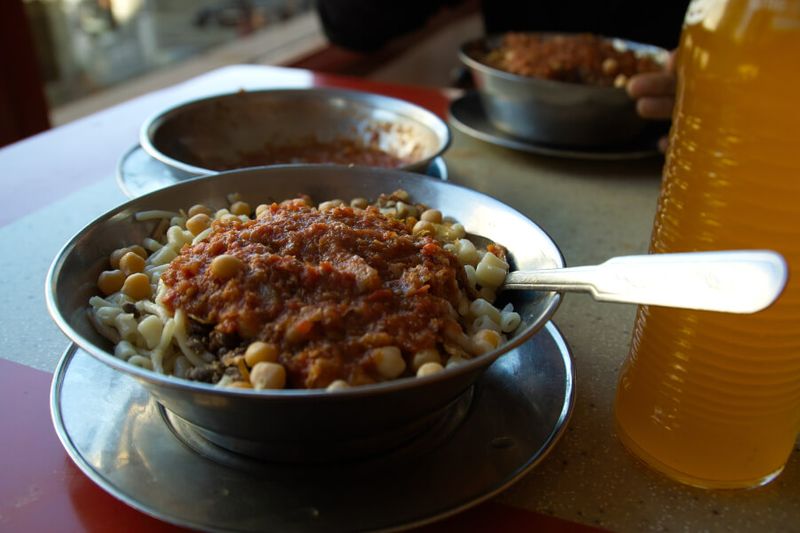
459,35,669,147
46,166,564,462
140,88,451,176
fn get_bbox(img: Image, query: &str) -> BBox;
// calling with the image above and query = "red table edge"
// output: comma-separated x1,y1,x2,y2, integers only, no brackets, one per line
0,356,603,532
0,67,451,231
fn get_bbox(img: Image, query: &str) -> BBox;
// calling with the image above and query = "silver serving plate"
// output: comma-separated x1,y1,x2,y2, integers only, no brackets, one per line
459,34,669,147
46,166,564,462
140,88,451,175
51,322,574,531
449,92,662,161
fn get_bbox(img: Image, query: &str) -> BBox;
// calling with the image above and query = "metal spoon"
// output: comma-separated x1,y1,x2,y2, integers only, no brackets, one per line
501,250,787,314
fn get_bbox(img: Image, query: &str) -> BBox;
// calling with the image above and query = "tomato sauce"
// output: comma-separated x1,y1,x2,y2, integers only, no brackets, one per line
196,138,409,170
484,33,661,86
161,199,469,388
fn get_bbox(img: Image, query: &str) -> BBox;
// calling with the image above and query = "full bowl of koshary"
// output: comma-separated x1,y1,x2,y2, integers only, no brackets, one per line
46,165,564,462
139,88,451,177
459,33,669,147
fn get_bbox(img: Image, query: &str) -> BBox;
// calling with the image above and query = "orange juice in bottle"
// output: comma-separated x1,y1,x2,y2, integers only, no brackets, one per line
614,0,800,488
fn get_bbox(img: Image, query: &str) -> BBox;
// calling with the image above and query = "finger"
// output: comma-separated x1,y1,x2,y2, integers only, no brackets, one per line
657,135,670,154
626,72,676,99
636,96,675,119
666,50,677,74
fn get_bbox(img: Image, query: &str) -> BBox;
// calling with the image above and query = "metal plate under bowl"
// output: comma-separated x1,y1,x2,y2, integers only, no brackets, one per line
116,144,449,199
449,92,664,161
51,322,574,532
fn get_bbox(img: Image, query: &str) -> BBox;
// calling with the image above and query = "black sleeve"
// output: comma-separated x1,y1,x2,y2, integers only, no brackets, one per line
480,0,691,50
315,0,457,52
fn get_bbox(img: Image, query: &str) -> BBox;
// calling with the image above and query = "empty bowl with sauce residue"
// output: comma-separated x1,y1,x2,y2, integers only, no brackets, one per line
140,88,451,176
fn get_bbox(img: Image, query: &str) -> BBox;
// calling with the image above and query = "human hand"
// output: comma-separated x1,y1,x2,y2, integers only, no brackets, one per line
627,51,676,152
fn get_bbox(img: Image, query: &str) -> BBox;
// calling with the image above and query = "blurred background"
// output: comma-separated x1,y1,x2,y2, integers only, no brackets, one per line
3,0,480,147
26,0,313,108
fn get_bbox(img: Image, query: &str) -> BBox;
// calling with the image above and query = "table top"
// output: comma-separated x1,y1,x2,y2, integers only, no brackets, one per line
0,64,797,532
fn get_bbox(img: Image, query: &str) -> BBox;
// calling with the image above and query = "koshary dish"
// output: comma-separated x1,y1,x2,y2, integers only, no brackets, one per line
88,190,522,391
46,166,564,460
459,33,669,147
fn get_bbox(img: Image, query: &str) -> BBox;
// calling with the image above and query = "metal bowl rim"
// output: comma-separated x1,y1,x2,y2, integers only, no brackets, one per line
45,165,563,400
138,88,452,176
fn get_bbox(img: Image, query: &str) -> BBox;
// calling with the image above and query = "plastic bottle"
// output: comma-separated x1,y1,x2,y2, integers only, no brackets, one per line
614,0,800,488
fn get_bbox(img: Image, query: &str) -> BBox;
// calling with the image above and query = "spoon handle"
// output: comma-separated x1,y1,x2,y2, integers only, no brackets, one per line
502,250,787,313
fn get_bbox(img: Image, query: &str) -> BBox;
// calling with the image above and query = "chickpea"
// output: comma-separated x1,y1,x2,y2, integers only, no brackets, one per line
255,204,269,217
396,201,415,218
417,362,444,377
187,204,213,218
420,209,442,223
110,246,146,269
471,329,502,355
122,273,152,300
97,270,125,295
412,348,441,371
413,220,435,235
392,189,410,201
449,223,466,239
210,254,243,279
319,200,343,212
250,362,286,390
350,197,368,209
119,251,145,275
230,201,251,216
128,245,147,259
244,341,279,367
371,346,406,379
326,380,350,391
186,213,211,236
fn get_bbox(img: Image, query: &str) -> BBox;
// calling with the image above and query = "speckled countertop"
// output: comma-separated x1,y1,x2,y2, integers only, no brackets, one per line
2,129,798,533
443,130,800,532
